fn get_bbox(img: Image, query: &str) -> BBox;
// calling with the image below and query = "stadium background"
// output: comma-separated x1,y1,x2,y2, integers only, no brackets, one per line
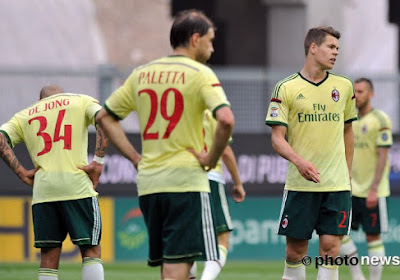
1,0,400,266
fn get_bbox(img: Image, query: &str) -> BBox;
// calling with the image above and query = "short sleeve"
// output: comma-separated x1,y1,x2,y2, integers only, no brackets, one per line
376,114,392,148
0,116,24,148
83,95,102,126
199,68,230,116
265,83,289,127
344,82,357,123
104,72,137,120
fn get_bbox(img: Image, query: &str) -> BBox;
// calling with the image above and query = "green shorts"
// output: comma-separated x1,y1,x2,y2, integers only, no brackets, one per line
351,196,388,234
139,192,219,267
209,180,233,233
32,196,101,248
277,190,351,239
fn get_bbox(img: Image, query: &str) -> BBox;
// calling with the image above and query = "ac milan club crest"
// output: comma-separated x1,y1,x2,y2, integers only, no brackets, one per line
331,88,340,102
362,125,367,134
281,217,288,228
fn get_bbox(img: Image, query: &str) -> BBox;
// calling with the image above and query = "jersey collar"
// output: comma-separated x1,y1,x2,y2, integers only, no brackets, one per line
298,71,330,86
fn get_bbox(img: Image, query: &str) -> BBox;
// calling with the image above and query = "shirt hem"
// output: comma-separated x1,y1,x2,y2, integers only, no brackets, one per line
138,187,210,197
284,186,350,192
266,121,288,127
32,193,98,205
351,192,390,198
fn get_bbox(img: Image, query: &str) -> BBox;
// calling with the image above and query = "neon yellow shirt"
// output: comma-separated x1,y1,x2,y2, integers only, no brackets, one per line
265,72,357,192
105,55,230,196
352,109,392,197
0,93,101,204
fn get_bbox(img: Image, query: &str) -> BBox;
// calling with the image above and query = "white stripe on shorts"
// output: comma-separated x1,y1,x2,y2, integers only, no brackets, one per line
276,190,288,234
91,196,101,245
218,183,233,230
347,207,352,236
200,192,218,260
378,197,388,233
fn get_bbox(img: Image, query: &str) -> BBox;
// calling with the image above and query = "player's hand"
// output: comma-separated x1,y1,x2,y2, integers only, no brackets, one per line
18,167,39,186
295,159,320,183
187,148,213,171
79,161,103,189
132,154,142,170
233,184,246,203
366,189,378,209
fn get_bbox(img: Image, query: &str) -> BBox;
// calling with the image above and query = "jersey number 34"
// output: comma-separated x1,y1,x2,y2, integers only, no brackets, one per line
28,109,71,156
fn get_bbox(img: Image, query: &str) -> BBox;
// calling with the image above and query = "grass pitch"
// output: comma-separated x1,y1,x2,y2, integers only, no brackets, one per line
0,261,398,279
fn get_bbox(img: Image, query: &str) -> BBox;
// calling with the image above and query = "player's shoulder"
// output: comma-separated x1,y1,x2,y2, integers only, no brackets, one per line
329,72,354,87
62,93,99,102
371,108,392,125
275,73,300,87
40,92,90,100
271,73,300,97
135,56,205,73
40,93,100,111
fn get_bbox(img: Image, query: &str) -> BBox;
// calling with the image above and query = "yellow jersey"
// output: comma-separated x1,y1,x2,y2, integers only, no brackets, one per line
352,109,392,197
0,93,102,204
105,55,230,196
266,72,357,192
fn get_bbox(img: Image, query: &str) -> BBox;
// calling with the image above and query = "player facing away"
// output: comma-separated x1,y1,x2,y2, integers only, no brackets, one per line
95,9,234,280
0,85,108,280
189,109,246,280
340,78,392,280
265,27,357,280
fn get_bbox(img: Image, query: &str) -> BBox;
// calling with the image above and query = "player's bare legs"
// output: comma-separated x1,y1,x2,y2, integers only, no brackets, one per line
80,245,104,280
217,231,230,269
218,231,230,257
317,235,343,279
162,263,192,280
286,237,308,262
319,234,343,257
80,244,101,258
40,247,61,269
282,237,308,280
39,247,61,279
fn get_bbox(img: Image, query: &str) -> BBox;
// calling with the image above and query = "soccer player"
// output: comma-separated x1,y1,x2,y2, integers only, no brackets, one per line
340,78,392,280
0,85,108,280
95,9,234,280
265,27,357,280
189,109,246,280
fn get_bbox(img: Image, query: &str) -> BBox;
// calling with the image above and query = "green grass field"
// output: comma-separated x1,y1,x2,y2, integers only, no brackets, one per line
0,261,399,280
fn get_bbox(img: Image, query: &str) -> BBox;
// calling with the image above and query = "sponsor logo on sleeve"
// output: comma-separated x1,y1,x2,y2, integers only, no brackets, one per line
270,106,279,117
382,133,388,141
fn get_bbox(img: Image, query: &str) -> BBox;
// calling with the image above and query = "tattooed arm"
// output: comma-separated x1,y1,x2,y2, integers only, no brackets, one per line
0,132,37,186
79,125,109,189
95,125,108,158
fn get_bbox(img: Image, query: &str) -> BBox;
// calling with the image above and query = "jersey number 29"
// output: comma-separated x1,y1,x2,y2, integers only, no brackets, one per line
139,88,184,140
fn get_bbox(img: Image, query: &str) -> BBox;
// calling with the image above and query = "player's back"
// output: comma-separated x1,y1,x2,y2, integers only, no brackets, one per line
133,56,210,166
4,93,101,204
113,55,228,195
